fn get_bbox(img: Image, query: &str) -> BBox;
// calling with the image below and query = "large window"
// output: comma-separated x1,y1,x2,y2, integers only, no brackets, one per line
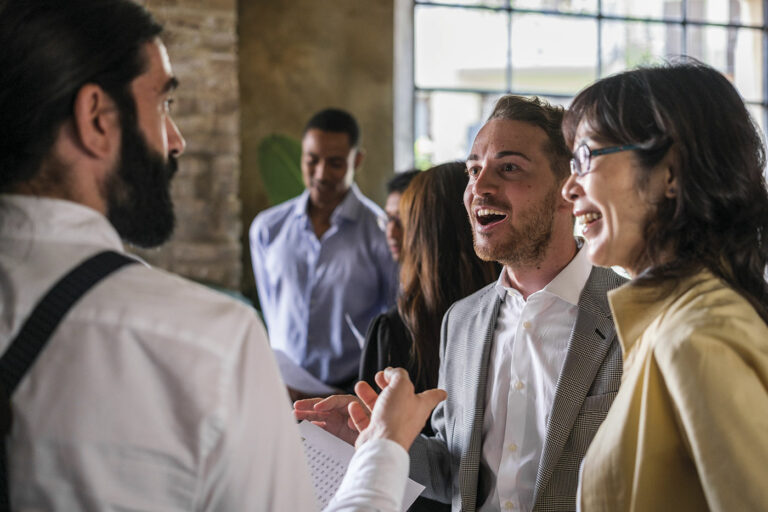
396,0,767,168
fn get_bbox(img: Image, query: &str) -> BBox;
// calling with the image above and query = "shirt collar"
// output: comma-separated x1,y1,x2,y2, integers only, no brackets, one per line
0,194,124,252
494,243,592,306
292,183,364,224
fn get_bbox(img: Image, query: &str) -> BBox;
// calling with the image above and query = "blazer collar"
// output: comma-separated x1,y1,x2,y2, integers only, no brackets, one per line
532,265,625,505
458,285,503,512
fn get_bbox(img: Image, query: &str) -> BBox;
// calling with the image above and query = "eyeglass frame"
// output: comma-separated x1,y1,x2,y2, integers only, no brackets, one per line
569,143,643,177
377,214,402,232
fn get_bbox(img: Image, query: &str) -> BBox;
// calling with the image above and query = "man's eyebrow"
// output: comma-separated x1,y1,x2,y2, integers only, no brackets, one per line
495,150,530,161
161,76,179,94
466,150,531,162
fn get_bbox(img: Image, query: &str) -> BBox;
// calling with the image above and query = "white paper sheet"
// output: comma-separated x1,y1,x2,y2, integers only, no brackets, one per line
273,349,340,395
298,421,425,511
345,313,366,349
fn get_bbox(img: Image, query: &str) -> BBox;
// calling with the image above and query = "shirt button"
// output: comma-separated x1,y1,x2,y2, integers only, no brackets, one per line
514,380,525,390
522,321,532,329
507,443,517,452
504,501,516,510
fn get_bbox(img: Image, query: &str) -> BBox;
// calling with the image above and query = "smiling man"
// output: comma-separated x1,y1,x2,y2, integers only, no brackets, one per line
296,95,628,511
407,96,627,511
250,109,398,394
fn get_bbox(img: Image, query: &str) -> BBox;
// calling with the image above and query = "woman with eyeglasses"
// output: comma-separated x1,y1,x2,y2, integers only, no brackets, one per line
561,61,768,511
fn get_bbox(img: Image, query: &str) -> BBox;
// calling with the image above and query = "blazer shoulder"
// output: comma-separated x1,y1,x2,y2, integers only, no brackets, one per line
578,266,628,317
443,281,499,325
446,281,499,319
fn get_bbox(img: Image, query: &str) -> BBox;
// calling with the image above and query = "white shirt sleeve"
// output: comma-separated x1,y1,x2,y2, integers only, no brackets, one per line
198,312,410,512
198,315,319,511
326,439,410,512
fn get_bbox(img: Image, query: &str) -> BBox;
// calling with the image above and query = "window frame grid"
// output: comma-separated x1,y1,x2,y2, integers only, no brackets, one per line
411,0,768,150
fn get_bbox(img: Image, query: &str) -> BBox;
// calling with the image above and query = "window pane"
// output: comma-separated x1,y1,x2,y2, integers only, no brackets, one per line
602,0,682,19
601,21,682,77
417,0,509,6
414,91,501,166
749,105,768,179
686,26,763,102
511,14,598,95
686,0,763,25
512,0,597,14
747,104,765,138
415,6,509,90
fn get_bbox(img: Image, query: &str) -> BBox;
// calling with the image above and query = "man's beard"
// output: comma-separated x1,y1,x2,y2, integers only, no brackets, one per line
106,115,178,248
472,184,559,268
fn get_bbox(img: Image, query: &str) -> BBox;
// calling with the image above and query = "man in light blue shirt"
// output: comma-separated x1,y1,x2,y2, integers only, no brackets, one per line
250,109,398,393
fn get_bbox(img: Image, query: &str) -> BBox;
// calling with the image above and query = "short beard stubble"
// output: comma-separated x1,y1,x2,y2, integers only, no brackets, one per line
472,183,559,268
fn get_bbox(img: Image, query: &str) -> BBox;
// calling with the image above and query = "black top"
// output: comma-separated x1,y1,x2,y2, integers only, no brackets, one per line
360,308,450,512
359,307,432,395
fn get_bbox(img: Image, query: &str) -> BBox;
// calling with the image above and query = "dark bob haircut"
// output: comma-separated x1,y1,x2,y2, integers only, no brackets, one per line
0,0,162,192
563,61,768,321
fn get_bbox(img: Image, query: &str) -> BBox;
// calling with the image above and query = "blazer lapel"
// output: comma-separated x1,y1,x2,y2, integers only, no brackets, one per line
458,291,503,512
532,267,618,505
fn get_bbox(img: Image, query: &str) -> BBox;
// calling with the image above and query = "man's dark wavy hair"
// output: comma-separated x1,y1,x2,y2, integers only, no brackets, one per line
0,0,163,191
563,61,768,322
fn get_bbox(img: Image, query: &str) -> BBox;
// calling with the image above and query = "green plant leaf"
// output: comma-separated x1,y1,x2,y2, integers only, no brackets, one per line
257,133,304,206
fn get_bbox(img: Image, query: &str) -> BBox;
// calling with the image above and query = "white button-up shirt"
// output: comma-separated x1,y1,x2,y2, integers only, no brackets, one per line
479,247,592,512
0,194,408,511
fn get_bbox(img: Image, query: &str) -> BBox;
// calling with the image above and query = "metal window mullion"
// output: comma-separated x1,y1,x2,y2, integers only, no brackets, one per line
507,5,513,93
597,0,603,79
681,0,688,55
412,0,417,167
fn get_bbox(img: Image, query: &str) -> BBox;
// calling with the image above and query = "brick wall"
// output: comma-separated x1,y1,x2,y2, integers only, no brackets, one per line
132,0,242,290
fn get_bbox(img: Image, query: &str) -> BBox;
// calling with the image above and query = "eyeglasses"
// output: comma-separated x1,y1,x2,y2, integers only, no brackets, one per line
377,215,401,231
570,143,642,177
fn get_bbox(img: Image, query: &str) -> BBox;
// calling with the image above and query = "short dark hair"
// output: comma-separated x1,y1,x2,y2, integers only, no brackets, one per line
302,108,361,148
386,170,420,195
563,61,768,322
0,0,163,192
488,95,570,180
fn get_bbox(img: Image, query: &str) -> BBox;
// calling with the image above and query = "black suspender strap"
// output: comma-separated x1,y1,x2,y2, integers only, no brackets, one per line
0,250,137,511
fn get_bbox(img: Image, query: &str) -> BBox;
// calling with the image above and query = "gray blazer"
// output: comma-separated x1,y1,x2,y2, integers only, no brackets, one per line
410,266,626,512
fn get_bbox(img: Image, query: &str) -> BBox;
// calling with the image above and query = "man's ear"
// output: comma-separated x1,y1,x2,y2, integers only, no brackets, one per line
72,83,120,159
353,148,365,170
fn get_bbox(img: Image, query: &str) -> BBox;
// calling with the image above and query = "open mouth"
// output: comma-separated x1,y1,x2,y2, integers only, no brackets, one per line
576,212,602,226
476,208,507,226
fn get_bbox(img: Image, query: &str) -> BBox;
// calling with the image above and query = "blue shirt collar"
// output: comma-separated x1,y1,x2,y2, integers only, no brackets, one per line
292,183,364,224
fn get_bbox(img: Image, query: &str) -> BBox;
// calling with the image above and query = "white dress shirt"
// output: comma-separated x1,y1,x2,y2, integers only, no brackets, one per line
479,248,592,512
0,194,408,511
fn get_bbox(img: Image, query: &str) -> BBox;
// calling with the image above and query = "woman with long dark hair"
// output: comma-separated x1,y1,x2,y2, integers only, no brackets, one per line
561,61,768,510
360,162,498,399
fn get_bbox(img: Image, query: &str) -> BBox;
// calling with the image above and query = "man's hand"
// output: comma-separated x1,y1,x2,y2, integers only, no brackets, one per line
353,367,446,451
293,394,363,445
